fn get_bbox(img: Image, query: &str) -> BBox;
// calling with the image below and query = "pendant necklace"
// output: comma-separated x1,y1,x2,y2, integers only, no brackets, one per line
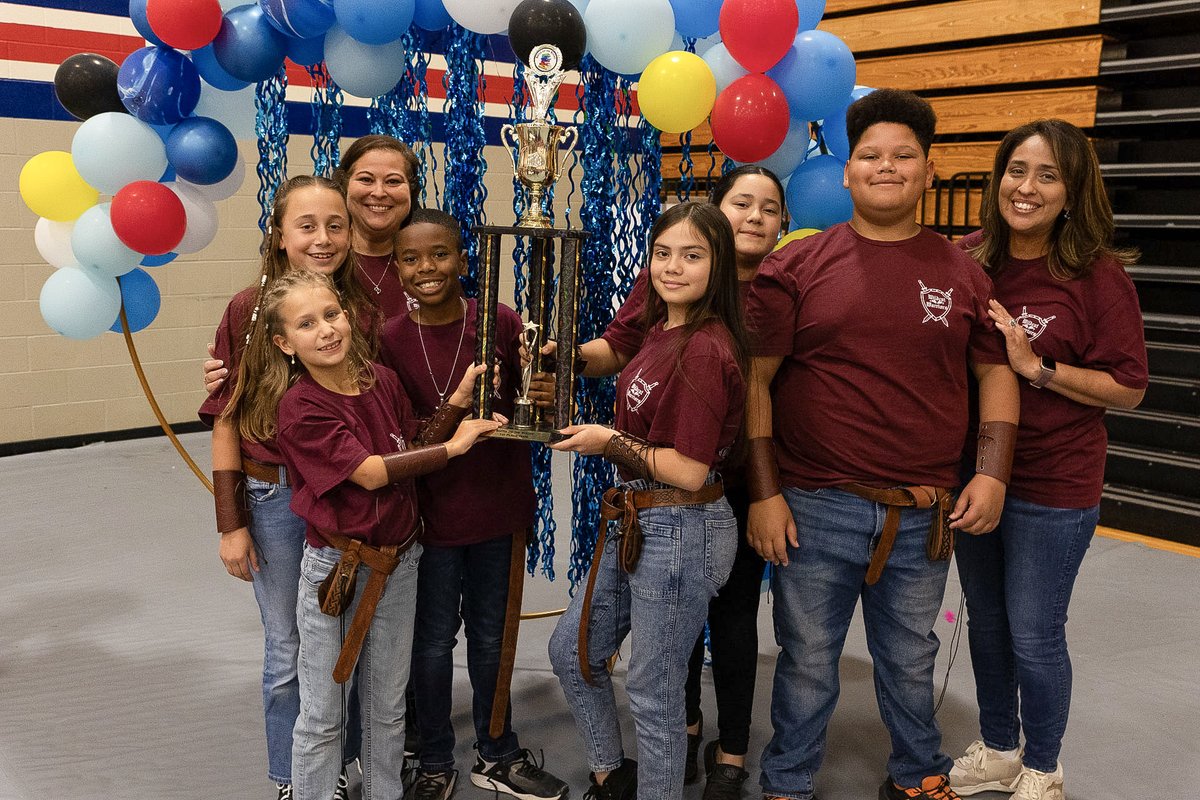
358,253,392,295
417,297,469,405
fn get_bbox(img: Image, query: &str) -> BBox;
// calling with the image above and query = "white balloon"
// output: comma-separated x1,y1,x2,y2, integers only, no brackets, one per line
193,81,258,140
167,182,220,253
702,42,748,93
35,217,77,269
442,0,519,34
324,24,407,98
182,150,246,201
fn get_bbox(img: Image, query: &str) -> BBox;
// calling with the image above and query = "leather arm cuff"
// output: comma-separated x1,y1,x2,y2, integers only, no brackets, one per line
975,421,1017,485
542,343,586,376
602,432,651,482
746,437,782,502
414,402,469,446
213,469,248,534
383,445,449,483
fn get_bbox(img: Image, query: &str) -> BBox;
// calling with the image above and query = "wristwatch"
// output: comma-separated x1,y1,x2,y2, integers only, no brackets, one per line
1030,356,1057,388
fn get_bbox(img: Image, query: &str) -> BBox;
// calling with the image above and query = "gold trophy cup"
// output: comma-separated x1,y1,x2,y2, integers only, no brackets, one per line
501,121,578,229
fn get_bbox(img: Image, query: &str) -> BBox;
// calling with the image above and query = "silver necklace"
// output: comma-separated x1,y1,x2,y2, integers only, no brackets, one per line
357,253,392,295
416,297,469,405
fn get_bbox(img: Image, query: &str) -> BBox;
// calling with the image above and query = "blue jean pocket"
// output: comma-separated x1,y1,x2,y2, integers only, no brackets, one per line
628,518,680,601
245,475,280,504
704,515,738,589
300,545,340,588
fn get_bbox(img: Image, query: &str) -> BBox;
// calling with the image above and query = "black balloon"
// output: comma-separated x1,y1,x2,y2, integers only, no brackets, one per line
54,53,127,120
508,0,587,71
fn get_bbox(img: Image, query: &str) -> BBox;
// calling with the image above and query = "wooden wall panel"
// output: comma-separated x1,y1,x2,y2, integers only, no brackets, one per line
930,86,1098,134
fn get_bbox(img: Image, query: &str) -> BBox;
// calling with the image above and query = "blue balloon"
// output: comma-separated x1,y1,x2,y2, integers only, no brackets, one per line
128,0,167,48
669,0,721,38
261,0,337,39
850,84,875,103
286,34,326,66
141,252,178,267
72,202,142,278
324,24,407,98
167,116,238,185
818,110,849,160
767,30,856,122
118,46,201,125
71,111,168,195
191,44,250,91
39,267,122,340
748,114,810,181
334,0,414,45
786,155,852,231
110,268,162,333
702,42,748,93
212,4,290,83
414,0,452,30
796,0,826,31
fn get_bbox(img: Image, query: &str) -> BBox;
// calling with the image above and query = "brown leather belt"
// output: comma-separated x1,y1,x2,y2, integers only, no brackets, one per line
839,483,952,585
578,481,724,685
319,530,418,684
242,457,287,486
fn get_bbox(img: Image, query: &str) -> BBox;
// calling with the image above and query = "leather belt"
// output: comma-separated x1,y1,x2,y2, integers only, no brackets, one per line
578,481,725,685
242,457,287,486
839,483,951,585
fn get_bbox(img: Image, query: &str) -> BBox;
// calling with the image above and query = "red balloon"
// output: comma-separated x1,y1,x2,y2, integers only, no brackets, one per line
147,0,223,50
710,74,791,164
719,0,798,73
111,181,187,255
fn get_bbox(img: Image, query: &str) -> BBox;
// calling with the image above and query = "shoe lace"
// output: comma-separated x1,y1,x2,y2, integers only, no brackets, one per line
1014,769,1054,800
276,784,293,800
955,740,988,772
511,748,550,780
411,772,450,800
925,777,961,800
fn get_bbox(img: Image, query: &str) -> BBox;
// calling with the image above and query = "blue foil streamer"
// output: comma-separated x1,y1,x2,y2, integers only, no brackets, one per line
306,62,342,178
442,24,488,296
255,66,289,234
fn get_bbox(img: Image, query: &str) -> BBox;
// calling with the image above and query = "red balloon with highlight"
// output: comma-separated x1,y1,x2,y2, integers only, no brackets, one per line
146,0,223,50
719,0,798,73
709,73,791,164
111,180,187,256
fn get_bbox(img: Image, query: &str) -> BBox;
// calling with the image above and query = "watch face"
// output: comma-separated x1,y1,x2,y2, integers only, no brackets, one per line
1042,356,1058,370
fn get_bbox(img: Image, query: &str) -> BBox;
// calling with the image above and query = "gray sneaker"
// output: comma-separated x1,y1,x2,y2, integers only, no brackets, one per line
470,750,568,800
949,740,1023,795
411,769,458,800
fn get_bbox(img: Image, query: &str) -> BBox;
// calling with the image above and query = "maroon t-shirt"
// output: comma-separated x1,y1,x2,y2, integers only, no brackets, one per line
746,223,1007,489
380,299,536,547
959,231,1148,507
198,285,285,466
276,366,422,547
614,320,745,482
353,252,416,320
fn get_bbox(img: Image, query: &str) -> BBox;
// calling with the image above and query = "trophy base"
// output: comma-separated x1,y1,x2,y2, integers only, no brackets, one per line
514,211,553,230
486,423,564,443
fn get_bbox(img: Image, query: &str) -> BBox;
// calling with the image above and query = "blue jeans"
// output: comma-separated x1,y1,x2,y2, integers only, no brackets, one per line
549,482,737,799
293,542,422,800
411,534,521,771
954,496,1097,773
760,487,954,799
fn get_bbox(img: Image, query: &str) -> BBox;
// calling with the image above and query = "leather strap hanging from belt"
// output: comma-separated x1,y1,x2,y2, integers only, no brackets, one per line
319,531,416,684
488,527,530,739
577,481,724,685
840,483,952,585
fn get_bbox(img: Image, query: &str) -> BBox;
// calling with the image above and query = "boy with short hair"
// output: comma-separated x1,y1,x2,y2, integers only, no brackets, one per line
743,89,1019,800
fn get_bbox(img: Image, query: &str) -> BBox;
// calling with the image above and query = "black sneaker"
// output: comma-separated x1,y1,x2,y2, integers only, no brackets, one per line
276,784,293,800
411,769,458,800
879,774,962,800
685,713,703,784
470,749,568,800
333,768,350,800
583,759,638,800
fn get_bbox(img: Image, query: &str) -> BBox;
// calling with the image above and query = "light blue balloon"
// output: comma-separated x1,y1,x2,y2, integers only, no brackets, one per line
749,115,810,180
323,24,407,98
668,0,721,39
701,42,748,93
584,0,675,77
796,0,826,31
71,203,143,278
786,154,852,231
71,111,168,195
850,84,875,103
334,0,414,45
110,268,162,333
39,266,122,340
768,29,856,122
818,109,849,160
191,43,250,90
414,0,452,30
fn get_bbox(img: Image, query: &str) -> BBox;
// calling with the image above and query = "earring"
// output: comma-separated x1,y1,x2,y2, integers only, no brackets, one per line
1062,209,1071,220
289,353,295,366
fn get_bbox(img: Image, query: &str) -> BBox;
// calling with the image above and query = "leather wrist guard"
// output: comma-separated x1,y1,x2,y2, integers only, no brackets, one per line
746,437,782,502
383,445,448,483
414,402,470,446
213,469,248,533
976,421,1017,484
602,431,652,481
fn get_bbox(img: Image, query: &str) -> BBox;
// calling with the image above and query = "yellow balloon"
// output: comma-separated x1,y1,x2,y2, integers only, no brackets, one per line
638,51,716,134
19,151,99,222
774,227,822,251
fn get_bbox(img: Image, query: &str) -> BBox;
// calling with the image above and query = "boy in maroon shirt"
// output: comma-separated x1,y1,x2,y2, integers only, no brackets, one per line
743,90,1020,800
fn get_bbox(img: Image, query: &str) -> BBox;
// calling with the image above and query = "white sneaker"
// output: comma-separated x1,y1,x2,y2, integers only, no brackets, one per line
1012,764,1064,800
949,740,1023,795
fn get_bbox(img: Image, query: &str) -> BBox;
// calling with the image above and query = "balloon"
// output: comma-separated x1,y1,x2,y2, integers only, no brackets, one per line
35,218,77,269
110,180,187,255
167,182,220,253
117,46,202,125
444,0,521,34
719,0,797,72
147,0,223,49
193,81,257,139
190,43,250,90
334,0,414,45
583,0,675,76
709,73,790,164
40,267,122,340
70,112,168,195
129,0,168,47
768,29,855,122
110,269,162,333
747,113,809,180
669,0,721,38
774,226,820,250
166,116,238,185
324,24,407,98
141,251,178,267
850,84,875,103
670,29,720,57
19,151,98,222
637,51,715,133
508,0,588,71
701,41,748,93
212,4,289,83
414,0,452,30
818,109,849,160
260,0,336,39
286,34,326,67
785,154,852,230
71,203,142,278
796,0,825,31
54,53,126,121
182,153,246,201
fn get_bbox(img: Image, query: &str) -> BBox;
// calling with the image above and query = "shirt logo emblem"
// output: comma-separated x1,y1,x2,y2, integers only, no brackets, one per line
919,280,954,327
1014,305,1057,341
625,368,659,413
